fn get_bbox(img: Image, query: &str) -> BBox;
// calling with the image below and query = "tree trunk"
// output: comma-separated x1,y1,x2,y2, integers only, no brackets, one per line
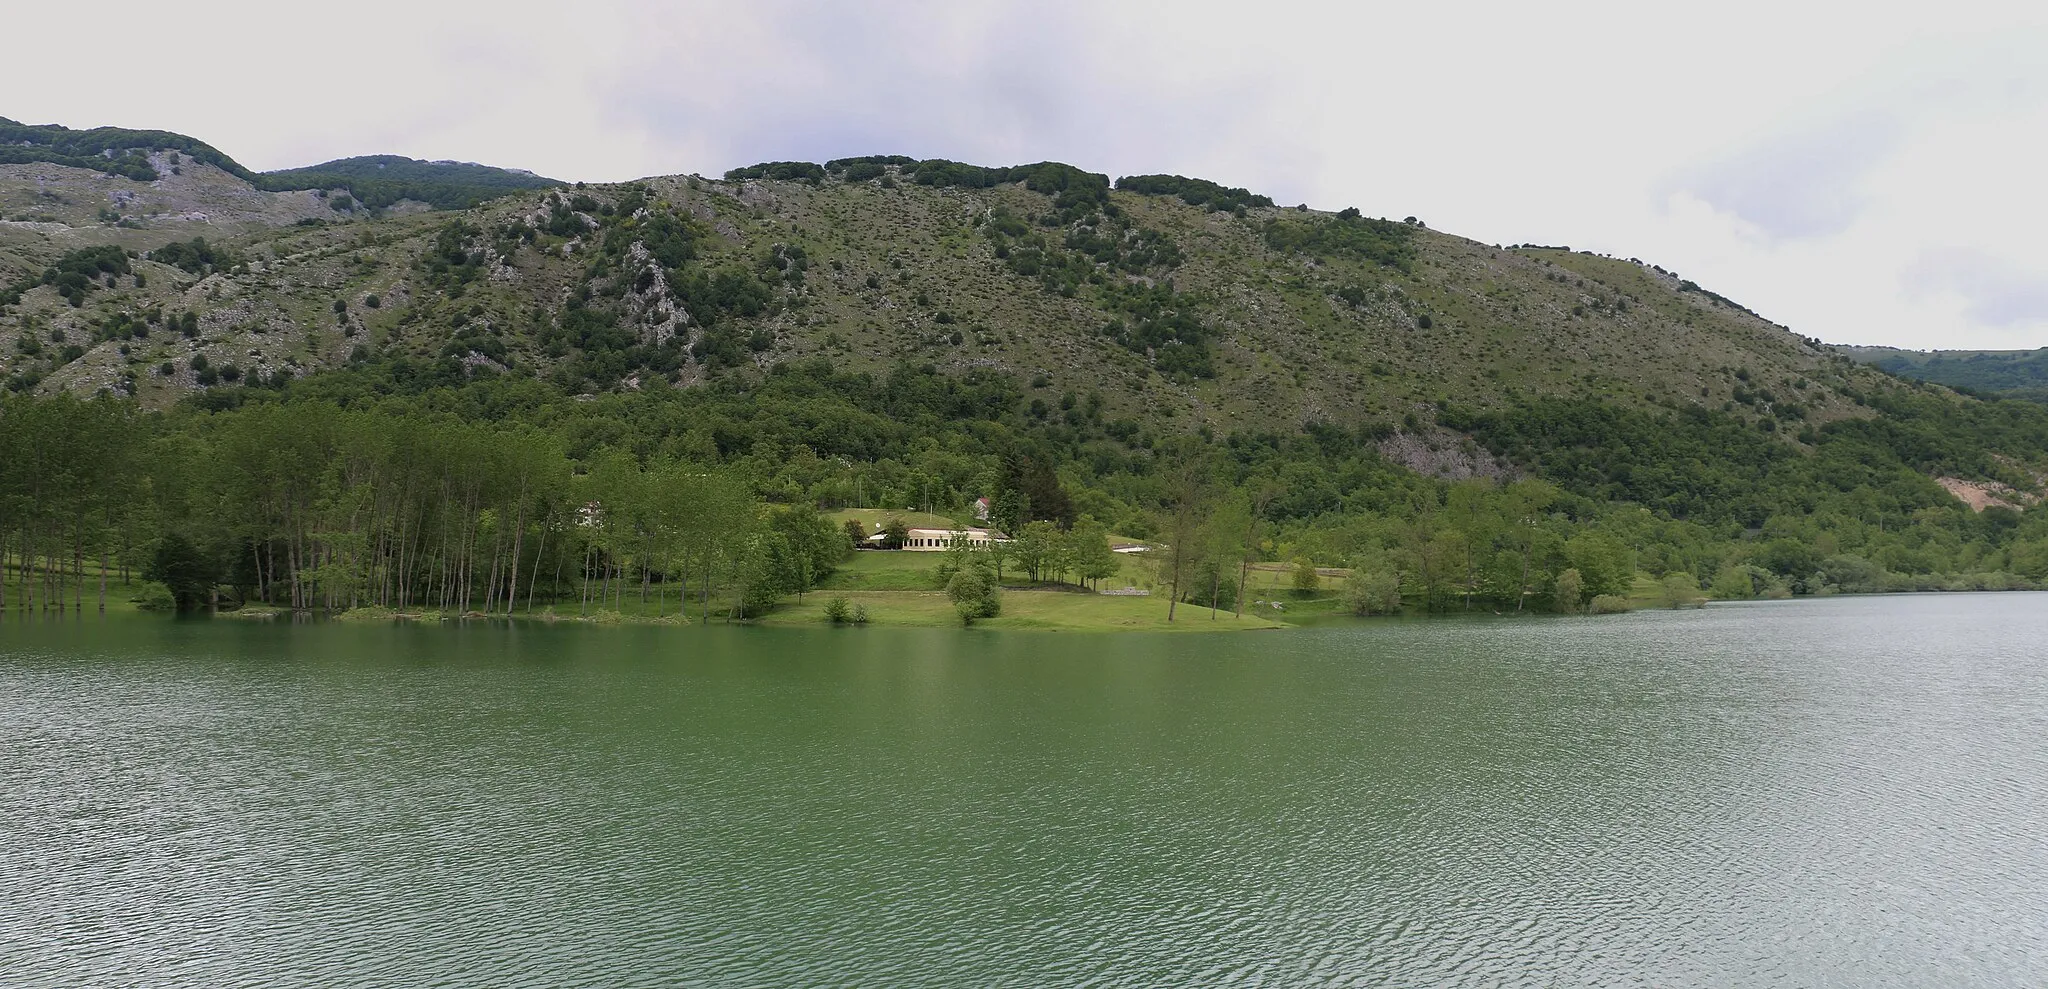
527,522,548,615
1516,547,1531,612
701,553,713,624
1167,545,1182,623
579,545,592,615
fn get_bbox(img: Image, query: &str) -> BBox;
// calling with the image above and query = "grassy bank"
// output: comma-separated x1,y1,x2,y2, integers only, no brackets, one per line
762,588,1287,631
1,561,153,614
0,552,1701,632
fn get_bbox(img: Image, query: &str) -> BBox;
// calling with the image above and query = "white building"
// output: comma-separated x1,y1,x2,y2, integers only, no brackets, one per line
866,526,1009,551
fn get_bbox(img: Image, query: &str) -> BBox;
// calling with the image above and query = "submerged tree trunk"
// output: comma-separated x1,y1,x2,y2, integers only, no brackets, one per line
503,501,526,618
527,522,547,615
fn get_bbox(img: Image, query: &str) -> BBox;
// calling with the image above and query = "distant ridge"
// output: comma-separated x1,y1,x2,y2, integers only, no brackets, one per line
257,156,562,210
0,115,558,211
0,116,253,182
1843,345,2048,404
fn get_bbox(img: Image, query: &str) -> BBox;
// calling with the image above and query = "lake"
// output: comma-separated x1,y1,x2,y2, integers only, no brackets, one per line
4,594,2045,987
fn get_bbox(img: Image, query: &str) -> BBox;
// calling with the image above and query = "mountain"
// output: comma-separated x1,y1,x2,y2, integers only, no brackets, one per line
2,151,1871,433
1841,345,2048,404
3,122,2047,609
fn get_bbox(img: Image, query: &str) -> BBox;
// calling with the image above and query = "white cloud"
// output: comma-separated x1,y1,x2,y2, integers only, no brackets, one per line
1906,250,2048,331
3,0,2046,350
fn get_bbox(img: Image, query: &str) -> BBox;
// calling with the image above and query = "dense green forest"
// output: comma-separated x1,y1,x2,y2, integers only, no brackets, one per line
255,156,562,210
4,350,2044,619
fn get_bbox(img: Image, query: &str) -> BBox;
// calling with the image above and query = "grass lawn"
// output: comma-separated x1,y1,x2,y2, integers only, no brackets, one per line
0,549,1294,633
2,563,154,614
815,549,945,591
825,508,978,536
762,586,1287,631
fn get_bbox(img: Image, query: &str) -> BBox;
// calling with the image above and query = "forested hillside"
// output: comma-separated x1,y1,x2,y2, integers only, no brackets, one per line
1843,346,2048,404
2,128,2046,619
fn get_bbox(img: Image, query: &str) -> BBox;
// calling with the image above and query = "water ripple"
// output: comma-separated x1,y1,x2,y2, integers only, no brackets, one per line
3,594,2046,986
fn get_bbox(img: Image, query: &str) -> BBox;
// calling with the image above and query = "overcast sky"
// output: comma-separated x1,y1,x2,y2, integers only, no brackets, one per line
8,0,2046,350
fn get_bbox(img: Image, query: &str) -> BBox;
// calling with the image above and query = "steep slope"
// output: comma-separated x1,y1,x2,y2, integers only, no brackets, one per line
0,151,355,252
2,156,1887,437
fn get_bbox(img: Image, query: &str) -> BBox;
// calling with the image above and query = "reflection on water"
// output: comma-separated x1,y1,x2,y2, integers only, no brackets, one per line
3,594,2045,987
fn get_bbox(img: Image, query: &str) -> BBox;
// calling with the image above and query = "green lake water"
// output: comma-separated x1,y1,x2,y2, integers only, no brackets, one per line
4,594,2046,987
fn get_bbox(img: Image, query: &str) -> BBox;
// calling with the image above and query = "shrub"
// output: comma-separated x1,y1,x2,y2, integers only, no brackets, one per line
1552,568,1584,613
141,533,222,610
945,568,1001,624
851,603,870,625
1291,558,1321,595
134,582,177,611
823,596,851,624
1660,572,1705,609
1818,554,1883,594
1114,174,1274,212
723,161,827,183
1343,571,1402,615
149,238,234,275
1709,563,1756,599
1587,594,1632,614
1264,211,1417,270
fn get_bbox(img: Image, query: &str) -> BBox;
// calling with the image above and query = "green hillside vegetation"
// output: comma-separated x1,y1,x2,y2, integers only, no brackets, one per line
0,116,253,182
256,156,562,210
2,138,2047,627
3,154,1883,431
1843,346,2048,404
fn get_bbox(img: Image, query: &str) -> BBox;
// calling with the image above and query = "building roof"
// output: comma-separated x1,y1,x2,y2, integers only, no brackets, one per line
865,526,1009,543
